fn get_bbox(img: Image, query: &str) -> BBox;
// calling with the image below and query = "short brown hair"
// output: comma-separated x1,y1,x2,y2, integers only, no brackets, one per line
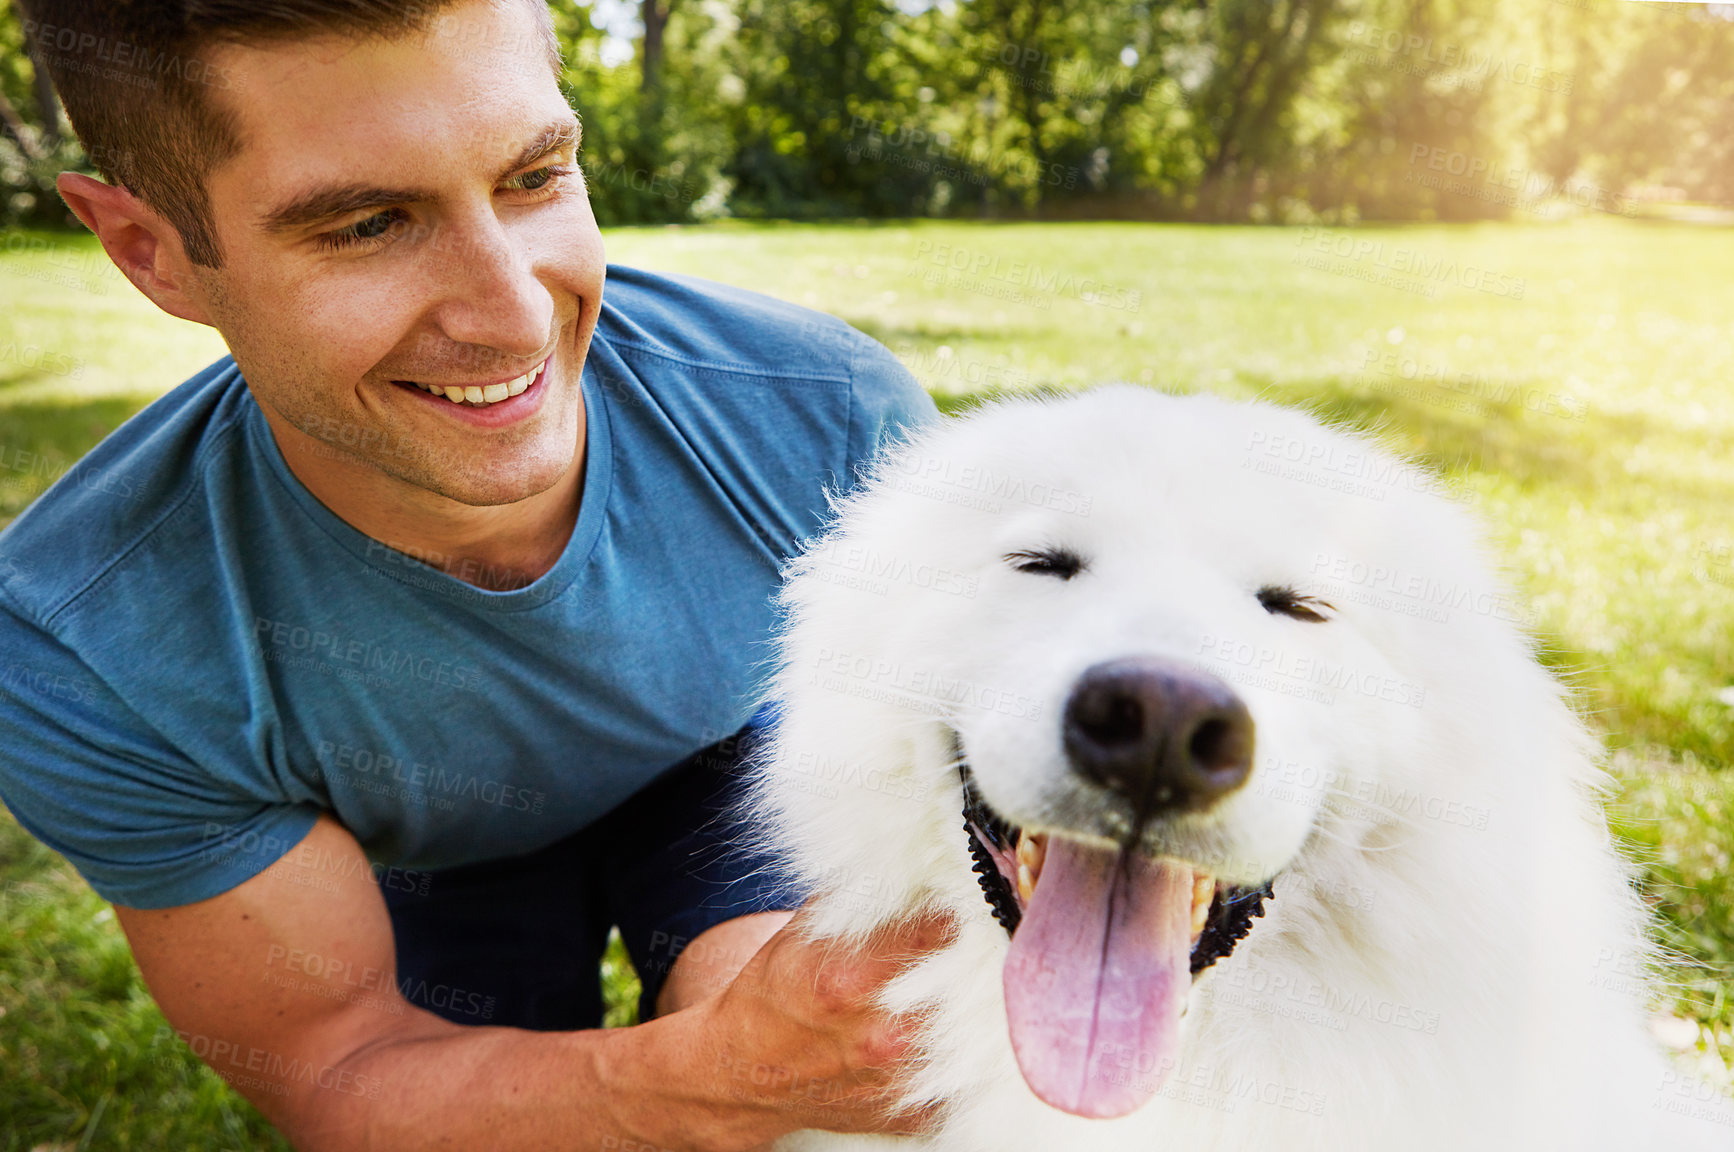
17,1,559,268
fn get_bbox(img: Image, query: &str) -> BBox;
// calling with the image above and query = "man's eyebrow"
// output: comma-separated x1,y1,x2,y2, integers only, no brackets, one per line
505,119,582,177
258,183,427,235
258,118,583,236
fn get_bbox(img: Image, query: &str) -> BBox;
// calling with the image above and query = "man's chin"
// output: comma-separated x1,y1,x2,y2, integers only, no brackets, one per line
403,459,580,508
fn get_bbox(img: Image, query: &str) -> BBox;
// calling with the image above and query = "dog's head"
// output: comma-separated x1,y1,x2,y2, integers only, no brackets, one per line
755,386,1554,1119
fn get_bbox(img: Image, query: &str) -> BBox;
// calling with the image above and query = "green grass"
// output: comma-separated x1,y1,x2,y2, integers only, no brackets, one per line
0,816,291,1151
2,218,1731,1144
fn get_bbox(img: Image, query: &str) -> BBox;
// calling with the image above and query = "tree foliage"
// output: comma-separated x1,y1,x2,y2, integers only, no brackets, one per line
2,0,1731,229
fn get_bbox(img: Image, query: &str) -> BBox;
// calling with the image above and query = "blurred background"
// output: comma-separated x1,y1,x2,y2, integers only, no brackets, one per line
8,0,1734,229
2,0,1733,1147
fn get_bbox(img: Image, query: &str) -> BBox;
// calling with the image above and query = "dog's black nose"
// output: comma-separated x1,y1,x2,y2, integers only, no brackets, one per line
1062,657,1254,815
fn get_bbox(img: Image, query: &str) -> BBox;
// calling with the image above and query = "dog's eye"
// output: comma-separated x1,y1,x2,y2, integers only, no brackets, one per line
1005,548,1085,580
1257,584,1334,622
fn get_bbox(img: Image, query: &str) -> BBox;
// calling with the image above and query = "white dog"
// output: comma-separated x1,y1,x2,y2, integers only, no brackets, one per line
745,386,1729,1151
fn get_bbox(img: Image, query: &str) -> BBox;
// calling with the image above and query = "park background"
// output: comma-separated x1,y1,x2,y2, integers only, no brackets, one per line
2,0,1734,1146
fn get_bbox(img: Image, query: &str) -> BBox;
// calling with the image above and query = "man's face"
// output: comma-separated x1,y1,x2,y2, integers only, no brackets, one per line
191,0,603,508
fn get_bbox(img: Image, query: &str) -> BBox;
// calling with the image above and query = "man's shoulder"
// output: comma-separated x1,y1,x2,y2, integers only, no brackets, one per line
594,265,934,460
0,357,250,625
597,264,895,387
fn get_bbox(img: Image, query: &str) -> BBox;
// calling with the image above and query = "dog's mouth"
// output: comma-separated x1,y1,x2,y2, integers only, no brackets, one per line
960,762,1273,1119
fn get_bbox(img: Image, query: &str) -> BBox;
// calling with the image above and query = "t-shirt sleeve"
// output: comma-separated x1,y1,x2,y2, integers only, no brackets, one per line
844,333,939,491
0,598,320,909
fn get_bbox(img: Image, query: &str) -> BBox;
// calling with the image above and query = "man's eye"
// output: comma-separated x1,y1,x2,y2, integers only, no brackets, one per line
319,209,405,250
503,164,570,193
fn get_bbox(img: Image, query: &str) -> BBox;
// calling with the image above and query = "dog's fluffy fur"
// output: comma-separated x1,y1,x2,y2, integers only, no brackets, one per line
746,387,1726,1151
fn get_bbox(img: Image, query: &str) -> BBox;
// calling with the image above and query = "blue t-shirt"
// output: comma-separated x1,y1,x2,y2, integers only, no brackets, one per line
0,265,935,910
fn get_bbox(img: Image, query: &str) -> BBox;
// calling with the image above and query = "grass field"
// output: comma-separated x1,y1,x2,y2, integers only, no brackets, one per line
2,217,1731,1147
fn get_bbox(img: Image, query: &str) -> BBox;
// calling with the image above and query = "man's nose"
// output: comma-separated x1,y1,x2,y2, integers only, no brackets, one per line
428,216,556,358
1062,656,1254,816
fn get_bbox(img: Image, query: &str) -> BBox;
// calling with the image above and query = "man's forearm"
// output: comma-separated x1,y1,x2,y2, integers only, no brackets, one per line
290,999,789,1152
118,820,854,1152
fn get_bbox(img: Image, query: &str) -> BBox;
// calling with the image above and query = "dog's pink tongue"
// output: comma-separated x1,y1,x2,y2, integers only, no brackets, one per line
1003,840,1192,1118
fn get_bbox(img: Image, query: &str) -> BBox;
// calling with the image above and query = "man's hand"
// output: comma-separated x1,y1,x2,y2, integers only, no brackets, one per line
712,909,953,1136
610,902,957,1145
117,812,956,1152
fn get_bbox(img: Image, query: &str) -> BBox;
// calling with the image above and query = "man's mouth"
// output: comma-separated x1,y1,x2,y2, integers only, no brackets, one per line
394,358,549,408
960,762,1273,1120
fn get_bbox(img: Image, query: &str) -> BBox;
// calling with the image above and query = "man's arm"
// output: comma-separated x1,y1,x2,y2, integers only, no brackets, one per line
657,912,792,1016
118,813,946,1152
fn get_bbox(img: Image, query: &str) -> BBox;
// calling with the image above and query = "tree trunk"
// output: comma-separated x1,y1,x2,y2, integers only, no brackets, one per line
17,0,62,148
0,89,38,160
641,0,677,94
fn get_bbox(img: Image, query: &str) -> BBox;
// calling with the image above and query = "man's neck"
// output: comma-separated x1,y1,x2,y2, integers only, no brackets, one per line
262,411,586,593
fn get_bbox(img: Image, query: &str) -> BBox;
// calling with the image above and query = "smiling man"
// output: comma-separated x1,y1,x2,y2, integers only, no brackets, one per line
0,2,943,1149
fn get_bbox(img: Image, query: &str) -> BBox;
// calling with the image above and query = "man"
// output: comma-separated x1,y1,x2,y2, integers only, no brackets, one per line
0,1,947,1148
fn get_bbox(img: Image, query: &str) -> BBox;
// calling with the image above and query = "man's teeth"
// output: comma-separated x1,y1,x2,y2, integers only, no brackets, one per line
408,364,540,406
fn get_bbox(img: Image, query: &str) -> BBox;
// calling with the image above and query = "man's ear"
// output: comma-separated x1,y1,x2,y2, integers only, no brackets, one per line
57,172,217,327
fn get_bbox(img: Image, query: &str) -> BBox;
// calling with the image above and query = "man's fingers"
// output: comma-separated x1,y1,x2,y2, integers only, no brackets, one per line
884,1100,944,1137
781,897,957,956
864,906,960,961
704,903,952,1141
